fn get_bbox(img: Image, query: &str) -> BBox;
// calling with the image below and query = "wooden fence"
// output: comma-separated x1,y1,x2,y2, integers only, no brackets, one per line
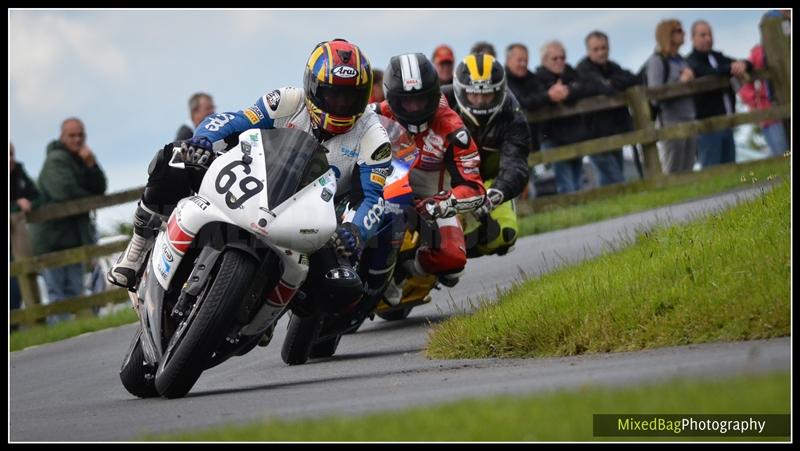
9,17,790,327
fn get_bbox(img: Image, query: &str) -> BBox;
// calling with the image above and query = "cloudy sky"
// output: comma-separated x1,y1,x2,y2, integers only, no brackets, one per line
9,8,774,234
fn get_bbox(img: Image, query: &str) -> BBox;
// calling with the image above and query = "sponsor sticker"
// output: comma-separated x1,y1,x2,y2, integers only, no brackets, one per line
452,129,470,147
340,147,358,158
188,195,210,210
161,242,174,262
332,65,358,79
370,172,386,186
370,143,392,161
265,90,281,110
244,108,260,125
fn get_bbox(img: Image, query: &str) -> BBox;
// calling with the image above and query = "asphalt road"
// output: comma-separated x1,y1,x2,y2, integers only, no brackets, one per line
9,186,790,441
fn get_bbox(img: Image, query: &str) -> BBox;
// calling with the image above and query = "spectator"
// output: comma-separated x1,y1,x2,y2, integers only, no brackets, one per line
431,44,455,84
737,44,787,157
30,118,107,324
646,19,697,174
10,142,41,320
534,40,604,194
471,41,497,57
176,92,215,141
576,31,641,186
370,68,385,103
686,20,753,169
504,43,547,197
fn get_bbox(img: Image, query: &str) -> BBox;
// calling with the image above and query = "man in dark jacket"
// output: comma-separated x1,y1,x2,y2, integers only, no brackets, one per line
534,40,605,194
30,118,107,319
175,92,215,141
504,43,547,153
686,20,753,168
576,31,641,186
443,53,532,257
10,142,41,315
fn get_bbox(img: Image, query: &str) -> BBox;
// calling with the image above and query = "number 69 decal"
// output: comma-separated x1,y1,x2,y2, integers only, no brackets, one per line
215,160,264,209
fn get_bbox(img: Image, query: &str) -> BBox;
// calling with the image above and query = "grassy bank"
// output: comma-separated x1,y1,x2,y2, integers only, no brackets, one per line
428,180,790,359
518,157,790,236
149,371,790,441
10,307,137,352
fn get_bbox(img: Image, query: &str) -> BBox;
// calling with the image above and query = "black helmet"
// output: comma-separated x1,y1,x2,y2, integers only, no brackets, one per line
384,53,441,133
453,53,507,127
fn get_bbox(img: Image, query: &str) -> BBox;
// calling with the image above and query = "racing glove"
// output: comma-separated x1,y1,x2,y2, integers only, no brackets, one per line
416,191,458,220
332,222,364,263
473,188,504,218
180,136,215,170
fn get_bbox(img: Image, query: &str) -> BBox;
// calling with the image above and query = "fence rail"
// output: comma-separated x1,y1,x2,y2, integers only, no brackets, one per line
9,18,790,328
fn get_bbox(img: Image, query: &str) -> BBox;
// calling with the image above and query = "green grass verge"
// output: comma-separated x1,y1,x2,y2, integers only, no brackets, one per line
10,306,137,352
148,372,789,441
519,157,790,236
428,180,790,359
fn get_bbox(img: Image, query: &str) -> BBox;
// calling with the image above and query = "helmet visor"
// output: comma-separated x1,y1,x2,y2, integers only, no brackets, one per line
392,91,439,123
309,83,371,117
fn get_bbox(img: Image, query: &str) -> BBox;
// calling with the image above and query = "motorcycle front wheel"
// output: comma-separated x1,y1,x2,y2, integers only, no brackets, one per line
154,248,256,398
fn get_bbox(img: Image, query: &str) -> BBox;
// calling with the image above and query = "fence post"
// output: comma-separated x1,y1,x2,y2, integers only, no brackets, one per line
626,85,662,180
760,16,791,150
10,212,43,319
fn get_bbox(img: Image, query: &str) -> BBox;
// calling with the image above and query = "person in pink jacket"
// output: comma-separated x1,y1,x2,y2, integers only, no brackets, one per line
737,44,788,157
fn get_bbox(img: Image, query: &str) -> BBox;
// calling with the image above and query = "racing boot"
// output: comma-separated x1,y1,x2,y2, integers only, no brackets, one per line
107,203,165,290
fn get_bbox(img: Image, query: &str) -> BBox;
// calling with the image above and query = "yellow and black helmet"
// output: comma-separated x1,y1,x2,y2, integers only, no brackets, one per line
453,53,507,126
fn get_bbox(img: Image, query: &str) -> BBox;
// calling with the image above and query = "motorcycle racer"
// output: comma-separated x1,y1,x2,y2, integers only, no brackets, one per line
443,52,532,257
371,52,486,296
108,39,394,314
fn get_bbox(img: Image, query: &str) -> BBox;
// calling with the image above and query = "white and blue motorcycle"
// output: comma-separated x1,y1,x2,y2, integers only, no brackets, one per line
120,128,338,399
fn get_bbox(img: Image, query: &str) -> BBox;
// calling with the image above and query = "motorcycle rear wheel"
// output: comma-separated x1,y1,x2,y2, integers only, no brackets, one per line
119,326,158,398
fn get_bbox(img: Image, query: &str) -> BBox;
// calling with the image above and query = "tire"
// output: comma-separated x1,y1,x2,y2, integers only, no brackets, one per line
377,306,413,321
309,334,341,359
119,326,158,398
281,311,324,366
154,249,256,399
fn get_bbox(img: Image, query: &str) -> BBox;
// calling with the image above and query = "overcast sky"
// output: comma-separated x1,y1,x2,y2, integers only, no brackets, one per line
8,8,777,234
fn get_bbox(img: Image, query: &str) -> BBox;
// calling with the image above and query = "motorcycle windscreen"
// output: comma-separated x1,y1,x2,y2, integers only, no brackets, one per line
260,128,331,209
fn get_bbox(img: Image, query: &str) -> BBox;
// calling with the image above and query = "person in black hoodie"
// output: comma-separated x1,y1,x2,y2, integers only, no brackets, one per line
686,20,753,168
10,142,41,316
576,31,641,186
534,40,605,194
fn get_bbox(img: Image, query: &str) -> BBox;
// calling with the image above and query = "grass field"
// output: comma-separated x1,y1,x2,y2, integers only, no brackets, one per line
149,371,790,441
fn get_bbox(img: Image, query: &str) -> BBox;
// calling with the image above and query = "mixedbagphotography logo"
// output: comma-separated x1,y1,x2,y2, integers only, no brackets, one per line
593,414,790,437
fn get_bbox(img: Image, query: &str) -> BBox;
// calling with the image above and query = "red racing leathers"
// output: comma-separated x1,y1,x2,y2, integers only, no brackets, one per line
372,95,486,275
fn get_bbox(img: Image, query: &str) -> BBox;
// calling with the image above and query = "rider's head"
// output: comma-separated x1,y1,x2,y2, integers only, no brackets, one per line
304,39,373,139
453,53,507,127
384,53,441,134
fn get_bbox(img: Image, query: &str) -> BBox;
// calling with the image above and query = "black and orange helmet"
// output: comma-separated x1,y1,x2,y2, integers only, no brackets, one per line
304,39,373,136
